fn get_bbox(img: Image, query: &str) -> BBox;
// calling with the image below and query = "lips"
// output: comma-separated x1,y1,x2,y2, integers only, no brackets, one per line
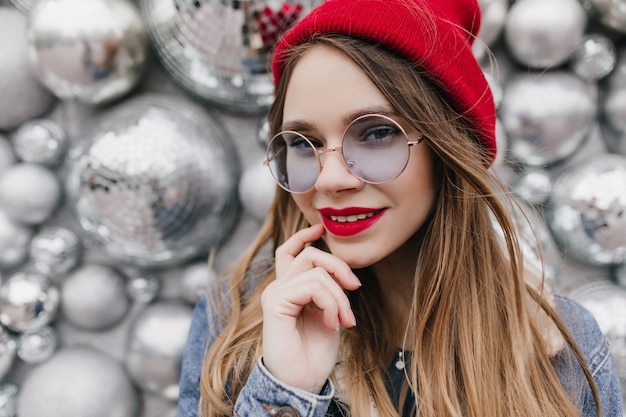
319,207,385,237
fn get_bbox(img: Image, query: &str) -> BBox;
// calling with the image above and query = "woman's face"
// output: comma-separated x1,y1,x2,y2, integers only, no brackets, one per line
282,45,437,269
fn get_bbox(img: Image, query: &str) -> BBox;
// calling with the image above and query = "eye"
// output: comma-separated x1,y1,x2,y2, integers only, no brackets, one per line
286,134,317,156
360,125,402,146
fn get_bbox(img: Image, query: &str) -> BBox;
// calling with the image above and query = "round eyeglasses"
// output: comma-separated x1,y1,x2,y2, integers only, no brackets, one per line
264,114,423,193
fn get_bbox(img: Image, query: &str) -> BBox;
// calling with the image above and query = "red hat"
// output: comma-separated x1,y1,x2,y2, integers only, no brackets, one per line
272,0,497,164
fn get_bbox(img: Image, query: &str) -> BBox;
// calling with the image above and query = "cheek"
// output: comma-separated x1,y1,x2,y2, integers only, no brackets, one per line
291,194,318,223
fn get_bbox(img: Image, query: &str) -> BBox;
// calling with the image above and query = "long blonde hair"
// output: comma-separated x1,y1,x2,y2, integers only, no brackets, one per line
199,35,600,417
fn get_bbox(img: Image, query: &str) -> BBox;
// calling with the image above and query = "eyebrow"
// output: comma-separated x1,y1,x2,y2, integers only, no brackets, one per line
280,106,399,132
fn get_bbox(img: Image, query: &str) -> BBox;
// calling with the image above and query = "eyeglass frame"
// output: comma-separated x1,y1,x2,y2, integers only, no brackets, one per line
263,113,425,193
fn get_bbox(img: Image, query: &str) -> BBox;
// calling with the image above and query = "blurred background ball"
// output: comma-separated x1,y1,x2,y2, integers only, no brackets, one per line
600,49,626,155
61,264,130,331
0,271,59,333
0,382,18,417
11,119,67,167
16,325,58,364
18,348,140,417
65,93,240,268
474,0,508,62
140,0,322,113
126,273,161,304
616,263,626,287
0,163,61,225
29,226,82,279
238,157,276,223
179,260,215,305
26,0,148,105
505,0,586,69
9,0,35,13
0,327,17,381
583,0,626,33
571,34,617,81
0,136,16,174
0,209,33,269
125,301,192,401
0,8,55,130
547,154,626,266
512,168,553,206
500,71,597,166
496,198,562,287
570,280,626,377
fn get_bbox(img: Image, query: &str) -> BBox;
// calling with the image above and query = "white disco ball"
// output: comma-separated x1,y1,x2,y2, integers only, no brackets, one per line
600,49,626,155
547,154,626,266
140,0,322,113
26,0,148,105
65,93,241,268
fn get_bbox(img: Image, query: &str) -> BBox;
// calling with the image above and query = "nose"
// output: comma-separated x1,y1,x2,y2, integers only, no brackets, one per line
314,147,364,193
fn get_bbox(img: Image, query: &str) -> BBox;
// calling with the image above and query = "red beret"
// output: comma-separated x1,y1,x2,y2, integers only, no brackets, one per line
272,0,497,164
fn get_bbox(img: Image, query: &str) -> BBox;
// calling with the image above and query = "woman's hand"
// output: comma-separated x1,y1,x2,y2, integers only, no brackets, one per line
261,224,361,394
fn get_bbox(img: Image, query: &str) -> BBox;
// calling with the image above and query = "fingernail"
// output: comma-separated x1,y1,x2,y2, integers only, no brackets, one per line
348,309,357,327
351,272,362,287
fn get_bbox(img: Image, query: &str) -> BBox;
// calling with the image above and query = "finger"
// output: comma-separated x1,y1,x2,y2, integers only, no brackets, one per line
275,224,325,276
287,246,362,291
267,268,356,329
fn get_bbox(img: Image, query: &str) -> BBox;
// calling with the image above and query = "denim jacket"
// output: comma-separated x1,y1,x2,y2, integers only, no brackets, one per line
176,292,624,417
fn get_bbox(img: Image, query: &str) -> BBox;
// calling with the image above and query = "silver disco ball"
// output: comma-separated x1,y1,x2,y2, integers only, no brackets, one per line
583,0,626,33
140,0,322,113
547,154,626,266
600,49,626,155
500,71,597,166
26,0,148,105
65,93,241,268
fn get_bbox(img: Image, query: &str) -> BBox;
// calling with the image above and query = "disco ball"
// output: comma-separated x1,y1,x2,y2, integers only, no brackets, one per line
600,49,626,155
12,119,67,167
504,0,586,68
571,34,617,81
547,154,626,266
140,0,322,113
500,71,597,167
18,348,141,417
29,226,82,279
583,0,626,33
125,301,192,400
26,0,148,105
65,93,241,267
239,156,276,222
0,271,60,333
0,209,33,269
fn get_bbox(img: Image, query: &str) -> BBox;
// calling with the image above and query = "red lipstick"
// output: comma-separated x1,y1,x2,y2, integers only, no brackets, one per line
318,207,385,237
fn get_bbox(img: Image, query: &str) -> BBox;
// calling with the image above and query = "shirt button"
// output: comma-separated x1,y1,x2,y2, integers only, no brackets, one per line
261,404,301,417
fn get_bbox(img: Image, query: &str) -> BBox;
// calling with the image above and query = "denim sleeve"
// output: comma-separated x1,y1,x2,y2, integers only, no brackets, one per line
554,294,624,417
234,358,335,417
176,295,212,417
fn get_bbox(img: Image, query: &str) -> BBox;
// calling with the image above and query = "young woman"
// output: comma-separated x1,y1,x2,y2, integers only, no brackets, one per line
176,0,624,416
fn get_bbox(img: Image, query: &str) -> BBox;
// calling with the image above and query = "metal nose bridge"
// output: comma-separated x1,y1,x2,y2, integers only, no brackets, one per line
317,145,356,168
